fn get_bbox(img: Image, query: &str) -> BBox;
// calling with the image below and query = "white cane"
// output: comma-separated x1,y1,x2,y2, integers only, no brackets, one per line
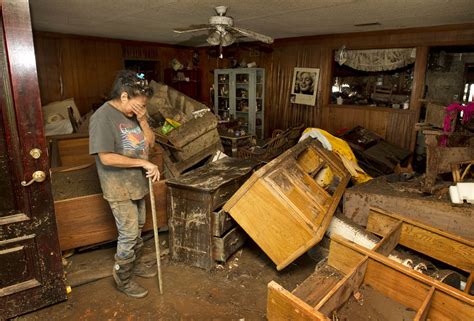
148,177,163,294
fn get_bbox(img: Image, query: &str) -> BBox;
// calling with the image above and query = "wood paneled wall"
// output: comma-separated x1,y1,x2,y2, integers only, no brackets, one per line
198,24,474,149
35,24,474,150
34,32,192,115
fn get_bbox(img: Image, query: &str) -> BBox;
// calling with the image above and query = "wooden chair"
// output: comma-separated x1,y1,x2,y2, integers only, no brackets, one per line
237,131,289,162
237,124,304,162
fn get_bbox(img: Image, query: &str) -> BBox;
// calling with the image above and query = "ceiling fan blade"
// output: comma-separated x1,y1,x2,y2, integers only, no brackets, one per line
229,26,274,44
173,24,213,34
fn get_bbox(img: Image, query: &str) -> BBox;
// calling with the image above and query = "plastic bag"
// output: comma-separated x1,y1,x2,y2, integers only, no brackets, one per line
160,118,181,135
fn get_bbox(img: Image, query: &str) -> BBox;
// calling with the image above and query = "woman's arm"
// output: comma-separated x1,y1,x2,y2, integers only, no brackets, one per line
99,152,160,181
138,117,155,148
131,102,155,148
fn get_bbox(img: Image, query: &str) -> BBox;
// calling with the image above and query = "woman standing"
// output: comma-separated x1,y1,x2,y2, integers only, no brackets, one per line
89,70,159,298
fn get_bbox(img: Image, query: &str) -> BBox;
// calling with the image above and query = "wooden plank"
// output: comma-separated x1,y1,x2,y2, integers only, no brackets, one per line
428,288,474,321
267,281,329,321
57,137,94,167
316,257,368,315
414,287,434,321
465,273,473,295
296,146,323,174
211,226,248,262
55,180,167,250
364,259,430,311
372,221,402,256
366,210,400,236
327,237,366,275
408,46,429,152
367,207,474,272
343,180,474,240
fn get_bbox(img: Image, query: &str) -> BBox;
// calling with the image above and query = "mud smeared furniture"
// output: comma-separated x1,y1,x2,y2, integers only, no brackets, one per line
343,175,473,240
148,81,222,178
224,138,350,270
267,207,474,320
416,102,474,193
167,157,260,270
49,135,167,250
421,128,474,193
340,126,411,176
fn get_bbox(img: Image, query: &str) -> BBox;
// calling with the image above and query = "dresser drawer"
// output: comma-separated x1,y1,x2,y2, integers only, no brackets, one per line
212,226,248,262
211,209,235,237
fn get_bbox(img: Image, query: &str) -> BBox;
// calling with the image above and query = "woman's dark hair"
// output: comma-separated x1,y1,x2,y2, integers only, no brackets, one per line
109,70,154,100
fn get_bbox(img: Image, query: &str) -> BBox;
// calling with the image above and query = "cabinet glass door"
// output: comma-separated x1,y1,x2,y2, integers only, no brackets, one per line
216,73,230,119
234,72,250,134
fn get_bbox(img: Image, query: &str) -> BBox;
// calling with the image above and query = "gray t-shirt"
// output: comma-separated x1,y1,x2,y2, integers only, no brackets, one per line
89,103,148,201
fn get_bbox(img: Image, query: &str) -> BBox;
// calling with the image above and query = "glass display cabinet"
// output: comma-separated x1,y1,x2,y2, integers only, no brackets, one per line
214,68,265,139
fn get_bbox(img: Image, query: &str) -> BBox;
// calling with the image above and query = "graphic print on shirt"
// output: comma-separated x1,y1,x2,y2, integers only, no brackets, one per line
119,123,146,157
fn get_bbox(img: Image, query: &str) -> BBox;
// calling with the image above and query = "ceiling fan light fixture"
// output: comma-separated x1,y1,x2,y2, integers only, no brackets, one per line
207,30,221,46
221,32,235,47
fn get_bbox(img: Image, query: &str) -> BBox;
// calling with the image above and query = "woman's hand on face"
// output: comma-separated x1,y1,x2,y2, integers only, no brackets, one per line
131,103,147,121
142,161,160,182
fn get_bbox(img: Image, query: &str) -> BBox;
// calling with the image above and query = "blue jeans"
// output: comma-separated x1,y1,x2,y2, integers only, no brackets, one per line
109,198,146,260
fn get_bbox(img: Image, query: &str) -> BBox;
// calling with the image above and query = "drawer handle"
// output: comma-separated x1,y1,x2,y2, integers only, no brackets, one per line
230,238,239,246
219,191,230,198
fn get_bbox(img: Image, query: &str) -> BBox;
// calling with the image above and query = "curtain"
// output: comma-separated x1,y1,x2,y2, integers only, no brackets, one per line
335,48,416,71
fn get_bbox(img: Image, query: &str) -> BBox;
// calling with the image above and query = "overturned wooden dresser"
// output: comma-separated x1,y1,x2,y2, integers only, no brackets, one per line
267,207,474,320
167,157,260,270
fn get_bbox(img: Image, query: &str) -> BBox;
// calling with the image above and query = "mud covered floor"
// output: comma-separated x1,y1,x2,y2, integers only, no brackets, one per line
16,234,318,320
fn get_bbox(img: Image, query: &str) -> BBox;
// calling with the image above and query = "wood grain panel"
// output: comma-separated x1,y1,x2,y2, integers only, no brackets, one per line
385,111,416,149
239,24,470,145
34,32,193,115
367,207,474,272
275,23,474,48
428,288,474,321
364,259,430,311
316,258,368,315
327,105,389,137
267,281,329,321
54,180,167,251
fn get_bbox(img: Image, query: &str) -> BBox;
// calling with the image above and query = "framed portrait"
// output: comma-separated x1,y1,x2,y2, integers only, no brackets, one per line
290,67,320,106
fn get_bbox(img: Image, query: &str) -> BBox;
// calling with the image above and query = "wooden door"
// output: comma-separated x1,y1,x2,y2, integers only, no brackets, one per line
0,0,66,319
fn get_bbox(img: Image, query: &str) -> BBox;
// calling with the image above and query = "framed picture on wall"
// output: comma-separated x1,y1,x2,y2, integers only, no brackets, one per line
290,67,320,106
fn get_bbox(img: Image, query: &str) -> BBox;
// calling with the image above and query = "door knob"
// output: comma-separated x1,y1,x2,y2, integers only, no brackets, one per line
21,171,46,186
29,148,42,159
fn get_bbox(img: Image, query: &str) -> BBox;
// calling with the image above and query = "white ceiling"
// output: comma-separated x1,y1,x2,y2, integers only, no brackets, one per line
30,0,474,46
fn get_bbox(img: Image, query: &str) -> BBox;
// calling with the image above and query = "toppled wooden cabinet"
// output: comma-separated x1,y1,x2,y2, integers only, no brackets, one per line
267,207,474,320
167,157,259,270
224,138,351,270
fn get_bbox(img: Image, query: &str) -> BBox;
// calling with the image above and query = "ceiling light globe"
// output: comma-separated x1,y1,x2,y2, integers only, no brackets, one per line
221,32,235,47
207,30,221,46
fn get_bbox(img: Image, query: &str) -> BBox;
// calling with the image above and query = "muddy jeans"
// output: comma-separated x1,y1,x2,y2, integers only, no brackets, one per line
109,198,146,260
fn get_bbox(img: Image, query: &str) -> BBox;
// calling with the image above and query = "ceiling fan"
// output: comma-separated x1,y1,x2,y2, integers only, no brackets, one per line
173,6,274,47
